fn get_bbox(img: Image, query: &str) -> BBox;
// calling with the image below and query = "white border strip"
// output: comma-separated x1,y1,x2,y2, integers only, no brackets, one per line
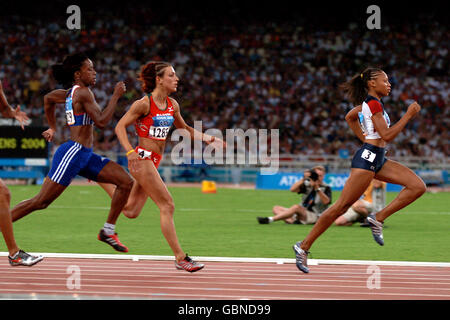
1,252,449,268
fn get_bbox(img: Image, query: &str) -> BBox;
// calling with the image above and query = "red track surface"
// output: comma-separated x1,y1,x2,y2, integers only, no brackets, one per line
0,257,449,300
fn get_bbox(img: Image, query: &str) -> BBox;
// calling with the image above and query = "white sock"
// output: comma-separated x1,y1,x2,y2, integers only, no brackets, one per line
103,223,115,235
268,217,273,223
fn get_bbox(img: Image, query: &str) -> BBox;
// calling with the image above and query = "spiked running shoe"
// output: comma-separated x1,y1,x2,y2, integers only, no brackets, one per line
98,229,129,252
293,241,310,273
367,214,384,246
9,250,44,267
175,255,205,273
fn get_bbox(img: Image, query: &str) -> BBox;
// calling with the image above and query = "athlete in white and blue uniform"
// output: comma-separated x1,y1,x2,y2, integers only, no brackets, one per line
293,68,425,273
351,95,390,173
10,53,133,253
47,85,107,186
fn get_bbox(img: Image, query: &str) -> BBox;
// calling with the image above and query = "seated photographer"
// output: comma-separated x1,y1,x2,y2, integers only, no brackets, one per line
334,179,387,226
257,166,332,225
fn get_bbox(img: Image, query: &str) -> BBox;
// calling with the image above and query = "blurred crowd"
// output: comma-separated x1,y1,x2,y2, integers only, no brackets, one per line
0,6,448,159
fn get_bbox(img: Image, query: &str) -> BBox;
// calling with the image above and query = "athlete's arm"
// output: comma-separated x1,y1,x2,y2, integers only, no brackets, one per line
372,101,421,143
0,81,13,116
115,98,148,173
77,82,126,129
42,89,67,141
345,105,365,142
172,98,226,148
115,98,147,153
43,89,66,130
0,81,29,129
172,98,211,142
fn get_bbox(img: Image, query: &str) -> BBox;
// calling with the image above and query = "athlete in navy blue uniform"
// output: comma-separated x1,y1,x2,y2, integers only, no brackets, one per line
293,67,425,273
10,53,133,252
0,80,43,266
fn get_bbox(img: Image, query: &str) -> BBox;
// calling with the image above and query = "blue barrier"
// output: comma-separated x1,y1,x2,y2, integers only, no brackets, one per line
0,158,49,184
256,172,409,192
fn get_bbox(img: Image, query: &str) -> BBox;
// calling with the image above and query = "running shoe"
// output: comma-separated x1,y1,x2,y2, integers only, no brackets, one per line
257,217,270,224
175,254,204,273
292,241,310,273
8,250,44,267
367,214,384,246
98,229,129,252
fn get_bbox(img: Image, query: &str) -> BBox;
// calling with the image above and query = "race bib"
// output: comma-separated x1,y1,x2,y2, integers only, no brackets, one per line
149,126,170,140
136,147,152,159
65,97,75,125
148,115,174,140
361,149,376,162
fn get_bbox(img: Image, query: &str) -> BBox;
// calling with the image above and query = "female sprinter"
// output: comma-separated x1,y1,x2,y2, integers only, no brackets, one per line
0,80,43,266
293,67,425,273
111,61,225,272
10,53,134,253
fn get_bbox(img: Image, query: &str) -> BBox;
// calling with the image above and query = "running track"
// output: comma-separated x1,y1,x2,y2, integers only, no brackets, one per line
0,256,449,300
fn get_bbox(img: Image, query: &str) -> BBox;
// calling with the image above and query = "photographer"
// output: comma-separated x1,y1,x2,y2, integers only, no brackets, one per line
257,166,332,225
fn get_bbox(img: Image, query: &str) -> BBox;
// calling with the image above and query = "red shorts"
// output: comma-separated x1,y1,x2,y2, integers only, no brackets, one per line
135,146,162,168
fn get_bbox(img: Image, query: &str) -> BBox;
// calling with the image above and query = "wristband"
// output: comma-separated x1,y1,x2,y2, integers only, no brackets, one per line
126,149,136,156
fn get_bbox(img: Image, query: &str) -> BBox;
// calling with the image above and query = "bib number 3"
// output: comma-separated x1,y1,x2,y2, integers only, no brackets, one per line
361,149,376,163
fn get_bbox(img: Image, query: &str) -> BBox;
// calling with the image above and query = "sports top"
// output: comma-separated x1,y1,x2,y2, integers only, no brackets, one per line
65,85,94,126
359,95,390,140
135,94,175,141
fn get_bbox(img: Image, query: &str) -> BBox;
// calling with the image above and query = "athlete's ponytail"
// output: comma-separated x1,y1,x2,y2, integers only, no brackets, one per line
51,53,89,88
340,67,384,105
138,61,171,93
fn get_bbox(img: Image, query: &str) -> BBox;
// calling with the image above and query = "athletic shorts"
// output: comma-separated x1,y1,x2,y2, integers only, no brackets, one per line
48,140,110,186
351,143,387,173
135,146,162,168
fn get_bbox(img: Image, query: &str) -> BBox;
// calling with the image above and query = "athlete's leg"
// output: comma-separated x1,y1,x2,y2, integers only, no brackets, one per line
11,178,67,222
131,161,185,262
95,161,133,225
97,181,148,219
300,168,374,251
374,160,426,222
0,180,19,256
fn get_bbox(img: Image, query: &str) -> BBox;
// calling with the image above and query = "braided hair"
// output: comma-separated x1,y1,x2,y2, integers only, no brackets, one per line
51,53,89,88
339,67,384,105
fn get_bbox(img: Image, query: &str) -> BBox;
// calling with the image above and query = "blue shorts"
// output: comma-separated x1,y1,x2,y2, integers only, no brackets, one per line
48,140,110,186
351,143,387,173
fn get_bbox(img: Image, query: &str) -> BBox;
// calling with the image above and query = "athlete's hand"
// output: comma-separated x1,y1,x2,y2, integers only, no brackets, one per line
13,105,30,130
406,101,421,119
42,128,55,142
206,135,227,150
113,81,126,98
127,151,141,174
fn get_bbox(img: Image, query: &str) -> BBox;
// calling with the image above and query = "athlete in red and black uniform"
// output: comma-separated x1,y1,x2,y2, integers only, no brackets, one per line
109,61,225,272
